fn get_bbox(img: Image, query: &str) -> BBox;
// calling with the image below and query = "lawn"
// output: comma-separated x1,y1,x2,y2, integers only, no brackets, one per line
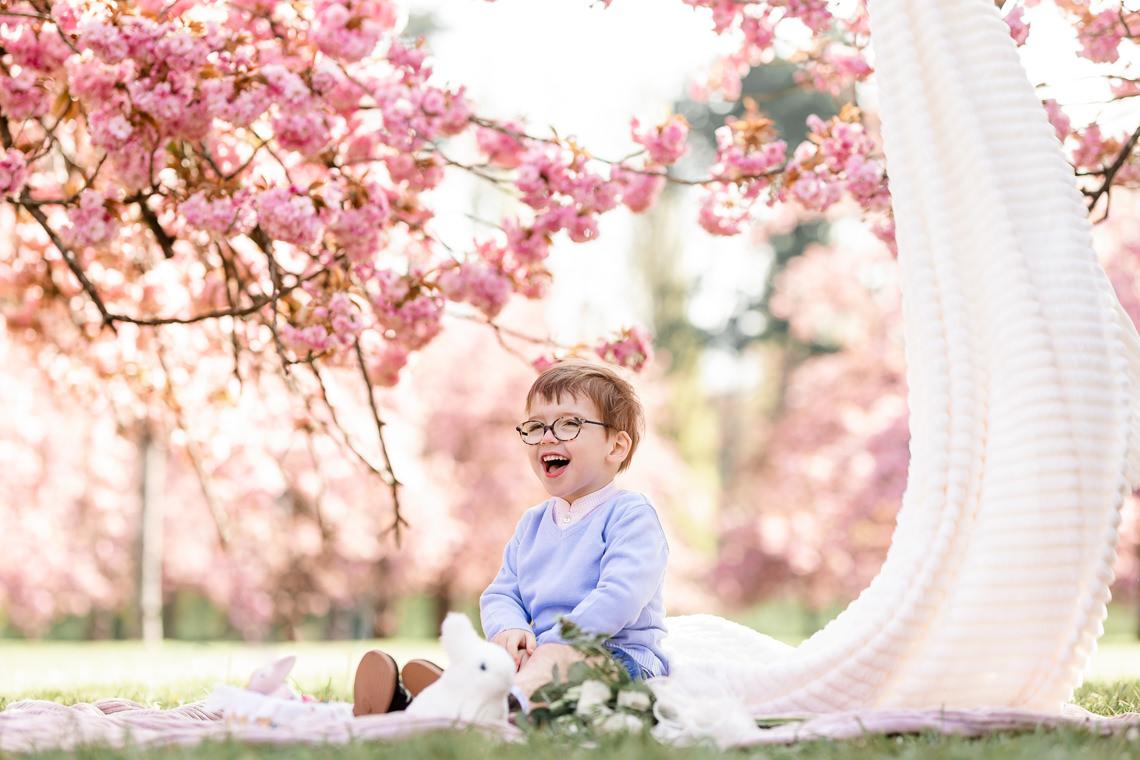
6,637,1140,758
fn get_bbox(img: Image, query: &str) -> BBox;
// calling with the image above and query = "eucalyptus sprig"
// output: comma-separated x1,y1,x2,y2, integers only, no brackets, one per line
515,617,656,738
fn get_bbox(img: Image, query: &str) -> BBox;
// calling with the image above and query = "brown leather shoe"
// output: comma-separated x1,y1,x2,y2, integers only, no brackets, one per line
353,650,409,716
400,658,444,698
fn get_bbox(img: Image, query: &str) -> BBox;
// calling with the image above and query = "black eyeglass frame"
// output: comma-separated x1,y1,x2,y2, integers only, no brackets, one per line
515,416,611,444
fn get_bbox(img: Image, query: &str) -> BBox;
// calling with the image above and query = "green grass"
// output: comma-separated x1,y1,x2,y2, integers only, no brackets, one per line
9,726,1140,760
6,640,1140,758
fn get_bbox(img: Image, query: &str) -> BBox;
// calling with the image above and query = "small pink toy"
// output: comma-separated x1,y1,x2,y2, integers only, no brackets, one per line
246,656,312,701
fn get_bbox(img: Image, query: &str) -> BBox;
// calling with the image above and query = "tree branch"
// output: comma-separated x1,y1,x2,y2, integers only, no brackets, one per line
130,192,177,259
19,195,118,331
1084,122,1140,220
155,340,230,550
354,340,408,542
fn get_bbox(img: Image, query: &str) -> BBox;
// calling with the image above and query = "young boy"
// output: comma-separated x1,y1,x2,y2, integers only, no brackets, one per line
352,359,669,715
481,359,670,699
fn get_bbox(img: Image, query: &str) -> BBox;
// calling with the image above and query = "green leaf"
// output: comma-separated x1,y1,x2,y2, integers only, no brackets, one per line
567,660,590,683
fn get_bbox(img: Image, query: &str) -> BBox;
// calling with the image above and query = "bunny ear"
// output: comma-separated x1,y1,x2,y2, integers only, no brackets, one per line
440,612,476,660
248,655,296,693
267,655,296,684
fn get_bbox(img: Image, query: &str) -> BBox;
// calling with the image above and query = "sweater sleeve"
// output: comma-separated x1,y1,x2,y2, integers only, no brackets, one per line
479,525,532,640
538,504,668,644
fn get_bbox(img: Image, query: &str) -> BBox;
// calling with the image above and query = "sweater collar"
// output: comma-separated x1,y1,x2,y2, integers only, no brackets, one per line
551,480,619,513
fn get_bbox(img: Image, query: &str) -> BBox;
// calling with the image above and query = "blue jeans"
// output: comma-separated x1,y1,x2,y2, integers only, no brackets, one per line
609,647,653,681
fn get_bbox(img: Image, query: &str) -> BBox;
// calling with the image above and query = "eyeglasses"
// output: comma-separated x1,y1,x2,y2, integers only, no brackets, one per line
515,416,610,445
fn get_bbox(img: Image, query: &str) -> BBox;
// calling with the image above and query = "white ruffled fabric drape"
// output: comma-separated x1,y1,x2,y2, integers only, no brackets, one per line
656,0,1140,740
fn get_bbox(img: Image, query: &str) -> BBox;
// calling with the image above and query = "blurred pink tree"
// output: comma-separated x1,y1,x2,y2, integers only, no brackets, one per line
714,237,908,609
716,196,1140,616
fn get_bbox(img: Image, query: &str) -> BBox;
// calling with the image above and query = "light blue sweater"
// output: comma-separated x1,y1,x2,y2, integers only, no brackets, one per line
479,486,670,677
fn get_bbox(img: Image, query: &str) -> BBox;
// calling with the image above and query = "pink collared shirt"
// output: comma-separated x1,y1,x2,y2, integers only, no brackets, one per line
551,480,619,529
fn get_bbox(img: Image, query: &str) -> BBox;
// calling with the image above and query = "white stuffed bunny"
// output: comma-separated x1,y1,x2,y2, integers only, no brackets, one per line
246,655,301,700
406,612,516,723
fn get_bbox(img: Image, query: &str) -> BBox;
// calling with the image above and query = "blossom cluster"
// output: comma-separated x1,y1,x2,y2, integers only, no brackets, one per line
699,102,787,236
437,248,513,319
682,0,871,101
0,0,663,400
595,325,654,372
278,291,364,355
468,114,688,345
4,0,1134,411
781,107,889,215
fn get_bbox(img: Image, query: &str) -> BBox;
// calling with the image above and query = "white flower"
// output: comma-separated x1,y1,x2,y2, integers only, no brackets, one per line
575,680,612,715
616,689,652,712
597,712,646,734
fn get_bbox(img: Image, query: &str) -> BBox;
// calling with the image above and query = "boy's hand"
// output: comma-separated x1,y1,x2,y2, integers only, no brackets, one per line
491,628,536,671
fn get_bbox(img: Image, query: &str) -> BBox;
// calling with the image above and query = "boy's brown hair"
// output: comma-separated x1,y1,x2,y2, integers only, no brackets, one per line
525,359,645,473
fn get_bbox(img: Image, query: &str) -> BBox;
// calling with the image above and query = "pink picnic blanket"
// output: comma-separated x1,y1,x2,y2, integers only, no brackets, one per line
0,697,519,752
3,696,1140,751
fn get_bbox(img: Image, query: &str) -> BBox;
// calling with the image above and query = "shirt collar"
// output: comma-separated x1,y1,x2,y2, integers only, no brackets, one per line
552,480,619,513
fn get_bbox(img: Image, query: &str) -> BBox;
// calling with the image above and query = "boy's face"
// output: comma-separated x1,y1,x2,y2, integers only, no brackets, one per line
522,393,630,503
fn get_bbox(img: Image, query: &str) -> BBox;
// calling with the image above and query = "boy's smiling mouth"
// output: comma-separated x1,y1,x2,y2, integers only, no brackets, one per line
541,452,571,478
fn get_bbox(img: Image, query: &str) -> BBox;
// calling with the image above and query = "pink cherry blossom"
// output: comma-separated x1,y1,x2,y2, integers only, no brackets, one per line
1042,99,1072,143
843,154,890,212
363,338,409,387
796,48,873,95
1004,6,1030,46
503,217,552,265
711,110,788,183
1072,124,1112,170
438,261,512,319
1078,10,1124,63
741,12,777,55
180,190,257,237
272,110,333,157
108,133,167,191
384,153,445,191
512,264,552,299
595,325,653,372
212,80,273,127
328,193,390,263
64,55,130,104
312,0,395,63
369,269,444,350
61,190,118,249
256,188,324,248
698,183,751,236
631,115,690,165
475,122,529,168
87,106,135,152
0,149,29,197
532,354,557,372
611,165,667,213
784,0,832,34
0,70,50,120
3,17,71,72
788,169,843,212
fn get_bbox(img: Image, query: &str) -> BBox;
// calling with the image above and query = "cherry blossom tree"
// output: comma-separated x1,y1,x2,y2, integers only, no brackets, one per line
0,0,665,540
3,0,1140,636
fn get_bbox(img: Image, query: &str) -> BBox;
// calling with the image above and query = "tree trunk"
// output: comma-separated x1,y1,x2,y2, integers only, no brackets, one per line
430,580,452,633
137,425,165,643
365,556,397,638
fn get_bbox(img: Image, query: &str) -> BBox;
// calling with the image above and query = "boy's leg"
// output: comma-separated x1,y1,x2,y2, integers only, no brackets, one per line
513,643,585,699
400,659,444,698
353,650,410,716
